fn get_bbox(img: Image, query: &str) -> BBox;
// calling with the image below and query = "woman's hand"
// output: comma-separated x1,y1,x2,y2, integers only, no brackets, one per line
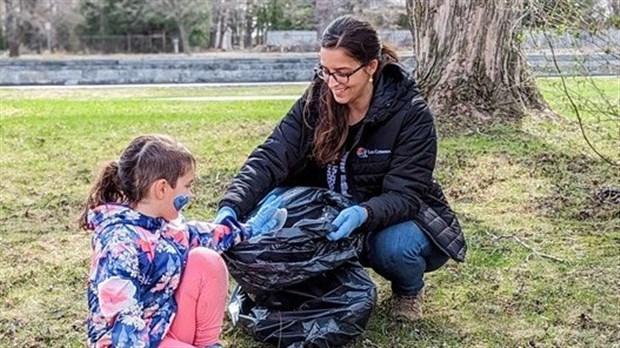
327,205,368,241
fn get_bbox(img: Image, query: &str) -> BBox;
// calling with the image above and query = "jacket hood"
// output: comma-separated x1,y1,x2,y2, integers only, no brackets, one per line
365,62,420,124
86,203,166,233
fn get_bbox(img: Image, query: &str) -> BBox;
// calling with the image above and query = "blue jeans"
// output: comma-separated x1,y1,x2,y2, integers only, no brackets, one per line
364,220,449,296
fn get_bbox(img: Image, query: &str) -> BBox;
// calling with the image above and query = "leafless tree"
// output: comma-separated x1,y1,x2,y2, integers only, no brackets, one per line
4,0,24,56
50,0,82,52
244,0,254,48
214,0,252,49
148,0,211,54
3,0,58,56
526,0,619,166
314,0,363,37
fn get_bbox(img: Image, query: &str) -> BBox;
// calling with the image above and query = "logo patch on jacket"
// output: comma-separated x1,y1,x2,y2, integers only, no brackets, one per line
356,147,391,159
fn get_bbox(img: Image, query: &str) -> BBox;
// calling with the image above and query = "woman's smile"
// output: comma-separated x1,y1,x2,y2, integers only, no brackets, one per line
332,86,348,99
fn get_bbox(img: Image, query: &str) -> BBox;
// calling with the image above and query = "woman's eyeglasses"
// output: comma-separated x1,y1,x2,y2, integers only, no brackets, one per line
314,62,367,84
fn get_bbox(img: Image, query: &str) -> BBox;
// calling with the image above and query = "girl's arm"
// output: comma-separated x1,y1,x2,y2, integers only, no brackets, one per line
185,219,251,253
183,195,284,252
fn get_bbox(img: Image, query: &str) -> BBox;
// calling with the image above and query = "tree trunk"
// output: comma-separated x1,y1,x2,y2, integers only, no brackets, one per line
213,14,222,48
406,0,548,125
314,0,332,39
178,23,191,54
217,9,228,49
209,0,221,49
244,0,253,49
5,0,21,57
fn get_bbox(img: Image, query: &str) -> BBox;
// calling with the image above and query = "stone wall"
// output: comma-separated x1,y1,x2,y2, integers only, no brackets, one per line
0,52,617,86
265,29,620,52
0,56,318,85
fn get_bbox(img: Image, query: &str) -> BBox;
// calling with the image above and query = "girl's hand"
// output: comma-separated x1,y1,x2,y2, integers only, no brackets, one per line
246,196,287,237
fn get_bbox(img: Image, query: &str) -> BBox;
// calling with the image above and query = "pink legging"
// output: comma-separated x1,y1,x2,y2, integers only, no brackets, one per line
159,247,229,348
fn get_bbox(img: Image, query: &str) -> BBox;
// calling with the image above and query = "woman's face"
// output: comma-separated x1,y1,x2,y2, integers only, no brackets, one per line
318,47,376,105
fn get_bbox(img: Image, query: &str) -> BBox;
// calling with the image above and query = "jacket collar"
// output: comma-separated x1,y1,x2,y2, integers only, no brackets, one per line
87,203,167,234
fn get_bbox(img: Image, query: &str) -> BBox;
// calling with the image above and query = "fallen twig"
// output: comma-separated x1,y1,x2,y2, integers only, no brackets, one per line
485,230,566,263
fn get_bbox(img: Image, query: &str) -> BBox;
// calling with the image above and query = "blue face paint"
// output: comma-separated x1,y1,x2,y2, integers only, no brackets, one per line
173,195,190,211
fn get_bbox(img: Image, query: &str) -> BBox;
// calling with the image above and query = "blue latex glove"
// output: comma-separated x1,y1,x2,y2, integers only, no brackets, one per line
327,205,368,241
246,196,287,237
214,206,237,224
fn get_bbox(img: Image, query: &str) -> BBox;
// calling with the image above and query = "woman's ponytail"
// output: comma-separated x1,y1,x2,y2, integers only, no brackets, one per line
78,160,126,230
371,43,400,82
379,43,399,64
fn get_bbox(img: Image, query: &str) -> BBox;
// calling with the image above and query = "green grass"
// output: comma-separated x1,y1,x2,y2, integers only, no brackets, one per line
0,84,307,100
0,78,618,347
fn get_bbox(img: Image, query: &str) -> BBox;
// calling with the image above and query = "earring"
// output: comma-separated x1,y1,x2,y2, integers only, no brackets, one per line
369,77,373,83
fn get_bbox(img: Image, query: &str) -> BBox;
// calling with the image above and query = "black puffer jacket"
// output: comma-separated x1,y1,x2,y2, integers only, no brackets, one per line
220,63,466,262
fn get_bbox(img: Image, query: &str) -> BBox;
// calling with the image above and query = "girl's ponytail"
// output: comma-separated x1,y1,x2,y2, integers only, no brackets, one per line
79,160,126,230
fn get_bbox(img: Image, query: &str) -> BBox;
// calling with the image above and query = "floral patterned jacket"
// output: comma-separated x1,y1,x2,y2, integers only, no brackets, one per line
86,204,249,348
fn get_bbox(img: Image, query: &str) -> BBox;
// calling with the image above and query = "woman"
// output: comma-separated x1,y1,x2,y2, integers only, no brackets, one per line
215,16,466,321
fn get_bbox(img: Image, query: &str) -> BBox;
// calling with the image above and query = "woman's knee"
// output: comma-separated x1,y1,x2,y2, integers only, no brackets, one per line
367,221,429,273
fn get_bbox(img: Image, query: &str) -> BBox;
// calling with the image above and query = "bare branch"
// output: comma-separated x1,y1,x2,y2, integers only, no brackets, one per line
485,230,566,263
544,31,618,167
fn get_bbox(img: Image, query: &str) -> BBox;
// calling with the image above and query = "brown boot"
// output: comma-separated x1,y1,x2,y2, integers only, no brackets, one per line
390,288,424,321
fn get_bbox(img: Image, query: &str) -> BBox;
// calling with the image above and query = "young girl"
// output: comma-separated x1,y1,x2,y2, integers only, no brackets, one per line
80,134,282,348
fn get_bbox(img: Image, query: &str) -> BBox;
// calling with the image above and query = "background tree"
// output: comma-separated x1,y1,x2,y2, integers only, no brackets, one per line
314,1,406,38
147,0,211,54
0,23,6,50
50,0,83,52
243,0,254,48
244,0,313,46
525,0,619,166
2,0,64,56
210,0,240,49
78,0,173,53
269,0,314,30
314,0,360,37
78,0,149,36
406,0,548,127
4,0,23,57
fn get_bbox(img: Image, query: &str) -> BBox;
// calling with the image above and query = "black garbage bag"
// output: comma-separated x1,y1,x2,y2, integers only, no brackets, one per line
228,262,377,348
223,187,377,347
269,186,353,227
222,187,365,295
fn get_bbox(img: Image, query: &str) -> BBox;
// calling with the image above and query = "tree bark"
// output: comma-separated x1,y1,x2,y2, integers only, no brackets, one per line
314,0,332,39
217,9,227,49
4,0,21,57
244,0,254,48
177,23,191,54
406,0,548,125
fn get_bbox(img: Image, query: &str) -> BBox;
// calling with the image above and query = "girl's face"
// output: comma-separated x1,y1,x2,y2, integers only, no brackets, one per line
318,47,376,106
161,170,195,221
